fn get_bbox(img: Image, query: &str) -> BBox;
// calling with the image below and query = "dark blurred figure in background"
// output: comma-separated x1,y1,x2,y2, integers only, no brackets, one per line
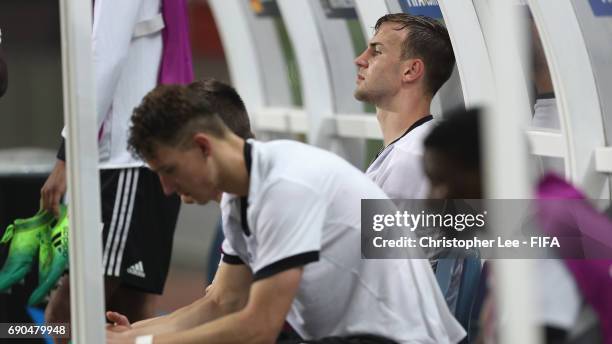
423,108,601,344
423,108,481,200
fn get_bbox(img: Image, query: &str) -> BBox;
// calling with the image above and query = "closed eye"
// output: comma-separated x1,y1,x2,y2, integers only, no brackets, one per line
369,42,383,56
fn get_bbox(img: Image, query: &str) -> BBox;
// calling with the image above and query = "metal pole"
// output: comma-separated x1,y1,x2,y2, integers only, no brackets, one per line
59,0,105,342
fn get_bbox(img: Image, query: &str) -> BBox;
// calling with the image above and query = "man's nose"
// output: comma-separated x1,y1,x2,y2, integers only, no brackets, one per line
354,50,368,68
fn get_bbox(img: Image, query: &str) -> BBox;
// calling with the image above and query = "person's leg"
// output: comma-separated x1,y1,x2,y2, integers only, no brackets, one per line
44,275,70,344
106,283,157,321
104,167,179,318
45,275,121,344
47,167,179,341
45,168,140,343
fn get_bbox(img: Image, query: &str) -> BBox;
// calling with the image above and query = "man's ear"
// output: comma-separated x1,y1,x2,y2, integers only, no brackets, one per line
193,132,212,157
402,58,425,83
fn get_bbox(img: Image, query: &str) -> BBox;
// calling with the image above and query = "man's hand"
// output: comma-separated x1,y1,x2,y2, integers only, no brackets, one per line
106,311,132,333
41,160,67,216
105,329,137,344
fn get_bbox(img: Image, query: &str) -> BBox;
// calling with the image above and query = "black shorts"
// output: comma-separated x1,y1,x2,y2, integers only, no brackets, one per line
99,167,180,294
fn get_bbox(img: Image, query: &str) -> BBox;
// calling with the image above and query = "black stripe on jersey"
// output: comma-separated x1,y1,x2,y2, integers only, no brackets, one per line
241,140,253,236
222,253,246,265
240,197,250,236
253,251,319,281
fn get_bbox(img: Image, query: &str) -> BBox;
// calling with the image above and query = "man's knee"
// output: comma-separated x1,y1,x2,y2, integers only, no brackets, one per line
45,275,122,323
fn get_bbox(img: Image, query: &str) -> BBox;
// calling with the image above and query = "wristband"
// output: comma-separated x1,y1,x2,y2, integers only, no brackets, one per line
57,138,66,161
135,335,153,344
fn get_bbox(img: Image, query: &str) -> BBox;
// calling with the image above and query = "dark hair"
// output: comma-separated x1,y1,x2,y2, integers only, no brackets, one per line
187,79,254,140
424,108,481,170
129,78,253,160
375,13,455,96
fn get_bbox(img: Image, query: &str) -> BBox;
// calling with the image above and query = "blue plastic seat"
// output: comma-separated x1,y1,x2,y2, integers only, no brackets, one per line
435,249,482,343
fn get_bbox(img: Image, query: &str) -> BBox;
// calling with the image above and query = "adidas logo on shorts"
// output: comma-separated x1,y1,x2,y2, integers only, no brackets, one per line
126,261,146,278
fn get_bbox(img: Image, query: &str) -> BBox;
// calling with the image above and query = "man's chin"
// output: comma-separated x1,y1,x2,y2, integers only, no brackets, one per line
353,89,369,102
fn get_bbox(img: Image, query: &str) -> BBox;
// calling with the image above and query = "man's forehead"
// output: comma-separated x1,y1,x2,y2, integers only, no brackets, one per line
376,22,408,36
373,23,407,45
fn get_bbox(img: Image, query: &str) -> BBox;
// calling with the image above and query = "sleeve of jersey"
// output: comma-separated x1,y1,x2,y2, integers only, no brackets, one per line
250,180,324,281
92,0,143,132
221,239,245,265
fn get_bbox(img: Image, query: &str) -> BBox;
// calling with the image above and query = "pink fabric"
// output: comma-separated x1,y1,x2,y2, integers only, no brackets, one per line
536,173,612,343
159,0,194,85
537,174,612,256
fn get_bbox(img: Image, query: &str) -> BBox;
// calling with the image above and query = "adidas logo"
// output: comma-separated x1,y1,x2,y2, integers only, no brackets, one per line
126,261,146,278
